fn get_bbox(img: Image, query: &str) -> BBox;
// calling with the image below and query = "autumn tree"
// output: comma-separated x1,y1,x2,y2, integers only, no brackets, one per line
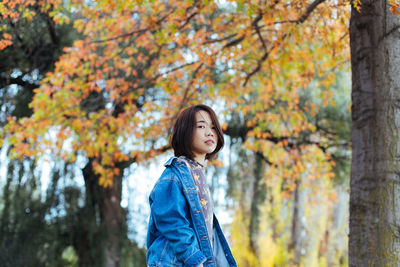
0,2,80,265
1,0,350,266
225,70,351,266
350,0,400,265
1,1,147,266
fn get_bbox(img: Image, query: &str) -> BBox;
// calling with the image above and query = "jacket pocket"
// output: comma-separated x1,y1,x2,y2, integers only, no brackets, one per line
160,240,183,267
148,237,183,267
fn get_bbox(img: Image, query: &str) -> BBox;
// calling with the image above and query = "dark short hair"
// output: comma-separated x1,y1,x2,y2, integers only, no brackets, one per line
171,104,224,161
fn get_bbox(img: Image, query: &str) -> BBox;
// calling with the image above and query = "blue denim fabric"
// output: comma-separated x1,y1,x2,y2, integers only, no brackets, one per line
212,221,231,267
147,157,237,267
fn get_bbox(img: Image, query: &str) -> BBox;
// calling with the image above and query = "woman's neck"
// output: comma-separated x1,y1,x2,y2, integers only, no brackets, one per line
193,154,205,165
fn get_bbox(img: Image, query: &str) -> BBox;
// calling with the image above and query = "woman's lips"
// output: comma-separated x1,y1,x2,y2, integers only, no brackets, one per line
205,140,215,145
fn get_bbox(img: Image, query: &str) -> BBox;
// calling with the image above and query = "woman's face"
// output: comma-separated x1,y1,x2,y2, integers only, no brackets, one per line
192,110,218,163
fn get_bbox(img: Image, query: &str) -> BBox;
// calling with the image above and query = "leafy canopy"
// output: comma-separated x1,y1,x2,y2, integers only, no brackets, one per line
1,0,350,186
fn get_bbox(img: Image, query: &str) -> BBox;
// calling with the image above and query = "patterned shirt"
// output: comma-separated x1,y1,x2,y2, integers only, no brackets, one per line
179,156,214,246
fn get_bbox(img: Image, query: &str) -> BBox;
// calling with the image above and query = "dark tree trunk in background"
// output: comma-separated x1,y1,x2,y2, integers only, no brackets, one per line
79,159,125,267
249,154,266,257
290,176,304,265
350,1,400,265
100,174,124,267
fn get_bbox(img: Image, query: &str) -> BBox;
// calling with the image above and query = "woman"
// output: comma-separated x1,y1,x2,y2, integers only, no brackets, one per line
146,104,237,267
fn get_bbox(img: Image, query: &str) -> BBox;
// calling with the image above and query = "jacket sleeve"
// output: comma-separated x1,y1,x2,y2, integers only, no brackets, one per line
149,175,207,267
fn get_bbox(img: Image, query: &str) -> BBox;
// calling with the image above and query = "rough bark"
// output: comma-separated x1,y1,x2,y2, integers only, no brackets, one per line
99,174,124,267
350,1,400,265
77,159,124,267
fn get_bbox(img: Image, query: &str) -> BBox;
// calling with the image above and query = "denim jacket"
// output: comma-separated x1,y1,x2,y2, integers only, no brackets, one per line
146,157,237,267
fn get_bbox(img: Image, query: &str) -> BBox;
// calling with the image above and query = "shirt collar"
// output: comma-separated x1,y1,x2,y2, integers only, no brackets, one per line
180,156,204,169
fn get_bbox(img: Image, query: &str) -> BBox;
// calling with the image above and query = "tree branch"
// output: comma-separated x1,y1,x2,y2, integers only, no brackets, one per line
243,1,326,86
203,33,237,45
252,9,267,51
92,9,175,43
155,61,198,79
243,48,271,87
178,62,204,111
0,76,38,90
37,5,60,46
255,151,274,165
223,35,245,48
297,0,326,24
91,28,148,43
270,0,326,25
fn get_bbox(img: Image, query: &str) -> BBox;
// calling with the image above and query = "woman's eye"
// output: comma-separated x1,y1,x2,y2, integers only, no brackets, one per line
198,125,205,128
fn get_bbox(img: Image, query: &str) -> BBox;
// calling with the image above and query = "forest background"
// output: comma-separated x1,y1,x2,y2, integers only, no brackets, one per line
0,0,383,266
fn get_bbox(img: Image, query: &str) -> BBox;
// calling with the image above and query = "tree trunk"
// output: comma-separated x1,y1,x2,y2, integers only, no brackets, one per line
350,1,400,265
99,174,124,267
77,159,124,267
249,154,266,257
290,176,304,265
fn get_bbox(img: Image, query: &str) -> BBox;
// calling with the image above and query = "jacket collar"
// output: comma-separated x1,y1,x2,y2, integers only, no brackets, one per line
164,156,178,167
